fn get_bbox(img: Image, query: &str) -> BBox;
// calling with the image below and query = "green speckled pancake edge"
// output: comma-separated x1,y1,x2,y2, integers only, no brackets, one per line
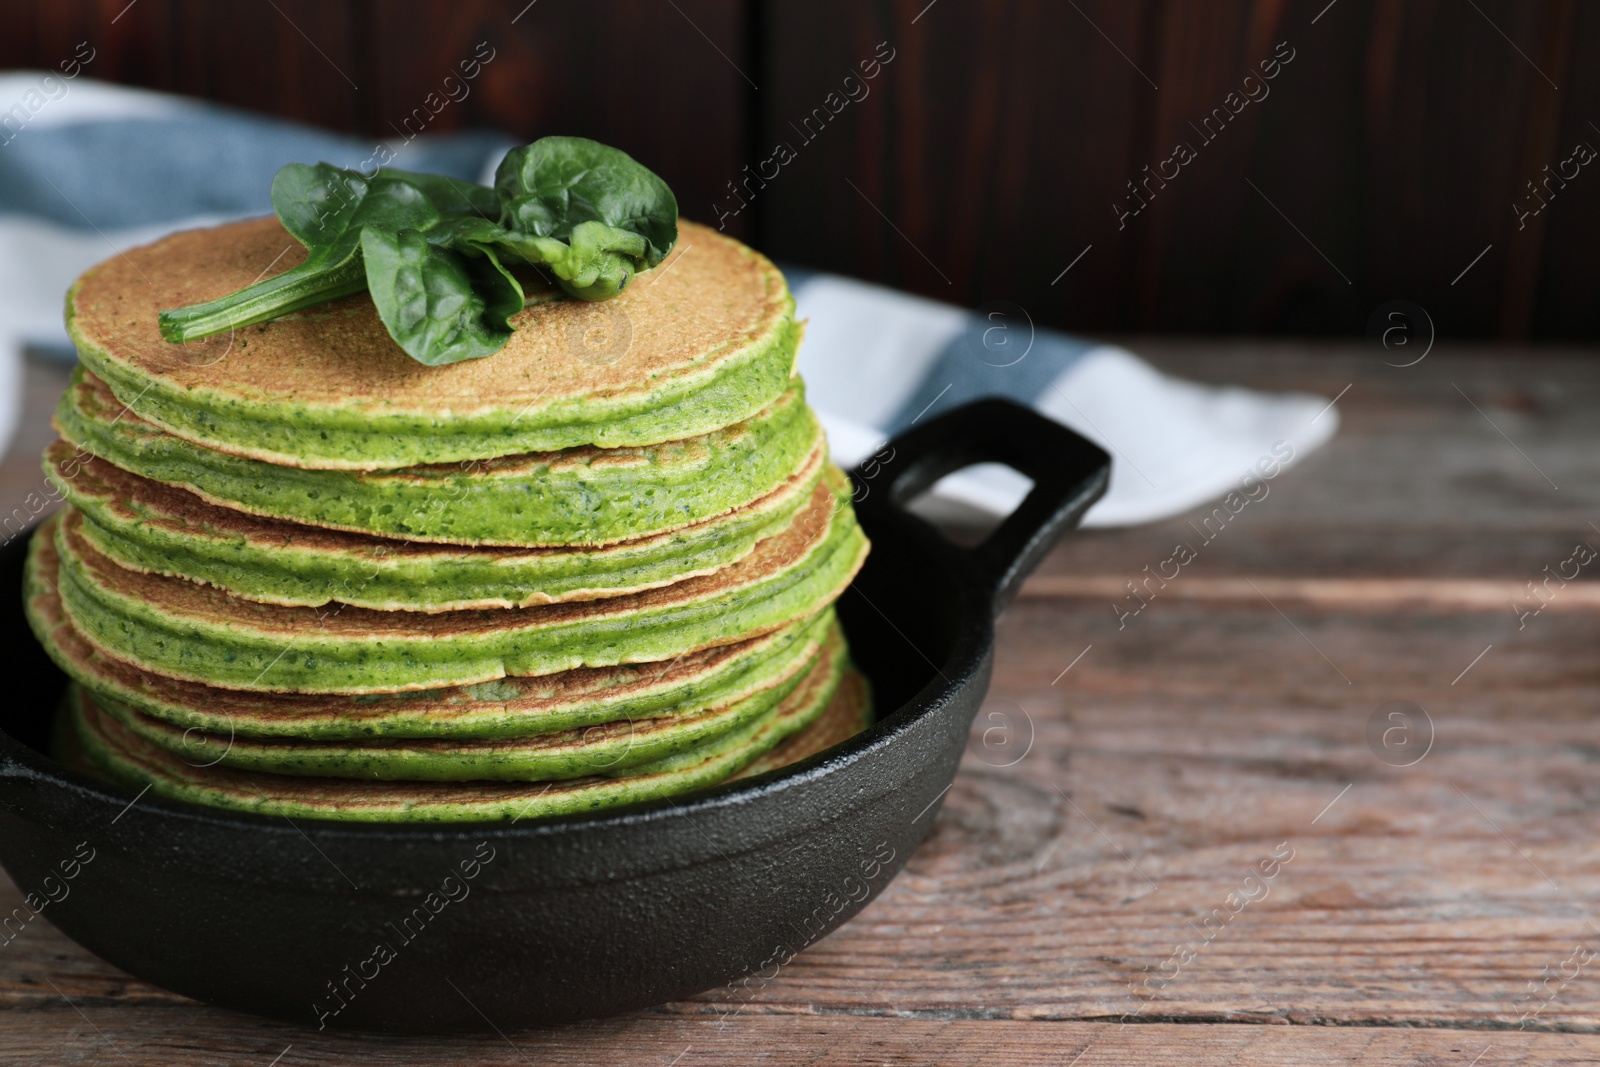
26,530,837,739
69,629,845,823
732,664,872,780
96,619,841,782
57,368,822,547
51,481,870,693
67,218,802,470
50,438,826,611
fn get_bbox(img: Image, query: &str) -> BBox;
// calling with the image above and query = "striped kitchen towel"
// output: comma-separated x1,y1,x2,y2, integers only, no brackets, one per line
789,272,1338,527
0,74,1337,528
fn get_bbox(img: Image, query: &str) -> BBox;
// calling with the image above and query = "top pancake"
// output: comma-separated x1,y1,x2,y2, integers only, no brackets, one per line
68,217,799,470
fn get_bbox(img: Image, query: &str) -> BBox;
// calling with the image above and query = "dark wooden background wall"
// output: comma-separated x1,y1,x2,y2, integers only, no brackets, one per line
3,0,1595,340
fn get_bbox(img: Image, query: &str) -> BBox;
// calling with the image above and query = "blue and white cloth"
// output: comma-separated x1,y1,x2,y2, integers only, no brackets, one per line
0,73,1337,527
789,275,1339,526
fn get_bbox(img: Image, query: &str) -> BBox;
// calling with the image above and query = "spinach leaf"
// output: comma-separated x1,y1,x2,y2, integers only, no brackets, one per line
495,137,677,300
365,168,500,221
360,227,520,367
158,137,678,366
158,164,458,343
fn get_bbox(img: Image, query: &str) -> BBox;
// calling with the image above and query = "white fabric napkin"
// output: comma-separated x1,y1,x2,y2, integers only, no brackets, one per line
792,274,1337,527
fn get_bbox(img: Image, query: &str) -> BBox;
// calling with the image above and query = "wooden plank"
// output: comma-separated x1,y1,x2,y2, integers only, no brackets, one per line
367,0,753,240
0,0,371,133
1130,0,1308,332
0,0,754,241
1492,0,1575,337
1532,0,1600,341
1031,344,1600,584
165,0,367,132
0,0,180,100
1359,0,1575,340
1018,575,1600,612
694,601,1600,1029
761,0,1160,319
755,0,1600,338
0,1011,1598,1067
6,1,1600,337
755,0,1600,337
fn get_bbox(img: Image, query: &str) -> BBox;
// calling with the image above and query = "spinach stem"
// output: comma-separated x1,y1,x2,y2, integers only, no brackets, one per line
157,259,367,342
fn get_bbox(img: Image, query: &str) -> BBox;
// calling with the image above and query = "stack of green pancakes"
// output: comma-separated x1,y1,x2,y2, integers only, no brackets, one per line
24,216,872,823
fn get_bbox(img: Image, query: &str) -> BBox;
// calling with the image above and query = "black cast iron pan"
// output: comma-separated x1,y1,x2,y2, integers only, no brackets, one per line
0,399,1108,1033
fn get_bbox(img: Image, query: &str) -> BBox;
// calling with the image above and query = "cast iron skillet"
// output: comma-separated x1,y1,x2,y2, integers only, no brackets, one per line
0,399,1108,1033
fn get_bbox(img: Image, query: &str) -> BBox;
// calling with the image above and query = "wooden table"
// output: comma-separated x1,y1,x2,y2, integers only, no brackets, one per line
3,343,1597,1065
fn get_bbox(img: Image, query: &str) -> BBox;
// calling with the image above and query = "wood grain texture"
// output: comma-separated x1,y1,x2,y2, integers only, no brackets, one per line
363,0,752,240
3,1012,1600,1067
756,0,1599,339
5,1,1599,337
0,0,753,240
1019,575,1600,611
1032,341,1600,585
0,343,1596,1061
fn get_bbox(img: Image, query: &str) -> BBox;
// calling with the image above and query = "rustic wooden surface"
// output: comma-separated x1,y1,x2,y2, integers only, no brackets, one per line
3,343,1599,1064
0,0,755,240
8,0,1600,338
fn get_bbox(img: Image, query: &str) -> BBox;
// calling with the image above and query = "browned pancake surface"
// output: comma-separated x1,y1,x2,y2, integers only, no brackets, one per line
734,668,871,779
70,218,787,416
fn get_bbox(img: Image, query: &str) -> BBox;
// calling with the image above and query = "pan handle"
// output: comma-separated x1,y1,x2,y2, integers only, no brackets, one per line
853,399,1111,614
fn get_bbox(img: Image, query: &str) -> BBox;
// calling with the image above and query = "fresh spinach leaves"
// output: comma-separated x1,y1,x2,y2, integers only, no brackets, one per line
495,138,676,300
158,137,678,366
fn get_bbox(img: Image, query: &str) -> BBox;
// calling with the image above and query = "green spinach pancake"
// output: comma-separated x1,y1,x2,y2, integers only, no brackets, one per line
69,637,867,822
30,145,875,822
41,472,866,693
57,367,822,547
69,218,801,470
47,438,824,611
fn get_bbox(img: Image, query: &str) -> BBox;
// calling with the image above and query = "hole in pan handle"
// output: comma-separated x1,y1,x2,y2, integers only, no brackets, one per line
853,398,1111,614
